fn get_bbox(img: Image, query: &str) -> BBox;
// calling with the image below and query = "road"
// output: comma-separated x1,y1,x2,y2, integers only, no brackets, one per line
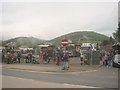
2,66,118,88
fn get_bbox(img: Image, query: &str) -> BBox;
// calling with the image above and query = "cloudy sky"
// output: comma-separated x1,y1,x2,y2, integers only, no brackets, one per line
1,1,118,40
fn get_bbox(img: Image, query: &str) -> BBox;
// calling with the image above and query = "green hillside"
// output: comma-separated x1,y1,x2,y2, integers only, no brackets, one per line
2,31,109,47
48,31,109,46
2,37,46,48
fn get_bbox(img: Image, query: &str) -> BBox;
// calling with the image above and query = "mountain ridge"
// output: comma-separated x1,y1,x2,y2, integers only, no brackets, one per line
2,31,109,47
47,31,109,46
2,37,46,48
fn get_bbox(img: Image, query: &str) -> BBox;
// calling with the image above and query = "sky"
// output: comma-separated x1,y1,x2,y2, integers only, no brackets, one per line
0,1,118,40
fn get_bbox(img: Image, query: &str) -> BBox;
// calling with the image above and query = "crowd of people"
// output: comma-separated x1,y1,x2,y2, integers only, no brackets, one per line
38,47,70,70
99,50,115,67
2,48,21,64
2,45,116,71
2,46,70,70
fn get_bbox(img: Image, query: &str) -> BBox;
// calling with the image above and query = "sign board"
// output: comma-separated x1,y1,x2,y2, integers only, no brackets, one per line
61,39,68,46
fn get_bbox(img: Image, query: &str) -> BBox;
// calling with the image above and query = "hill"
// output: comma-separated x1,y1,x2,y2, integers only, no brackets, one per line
2,31,109,47
2,37,46,48
48,31,109,46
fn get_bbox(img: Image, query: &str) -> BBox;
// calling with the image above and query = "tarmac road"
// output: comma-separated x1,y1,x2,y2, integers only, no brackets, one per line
2,66,118,88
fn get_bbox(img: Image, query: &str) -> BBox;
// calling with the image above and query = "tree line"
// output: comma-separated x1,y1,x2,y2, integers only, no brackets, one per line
101,22,120,46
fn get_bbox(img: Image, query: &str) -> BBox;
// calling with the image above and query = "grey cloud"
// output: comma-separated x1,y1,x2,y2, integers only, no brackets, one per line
1,2,118,40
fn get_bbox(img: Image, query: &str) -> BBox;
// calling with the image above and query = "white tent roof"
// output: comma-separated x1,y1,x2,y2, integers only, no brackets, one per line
38,45,50,47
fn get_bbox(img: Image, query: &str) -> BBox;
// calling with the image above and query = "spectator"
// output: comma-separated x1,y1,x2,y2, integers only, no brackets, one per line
5,52,12,64
107,52,112,67
17,51,21,63
29,51,33,63
47,49,53,64
26,52,30,63
101,50,105,65
104,51,108,66
13,51,17,63
55,49,61,66
39,50,43,63
2,49,5,63
80,54,84,65
61,50,69,70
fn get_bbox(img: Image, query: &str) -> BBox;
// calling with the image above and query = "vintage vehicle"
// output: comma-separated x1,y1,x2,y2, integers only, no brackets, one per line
80,43,92,54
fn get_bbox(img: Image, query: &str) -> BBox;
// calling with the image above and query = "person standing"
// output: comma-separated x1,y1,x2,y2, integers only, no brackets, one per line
13,51,17,63
5,52,11,64
26,52,29,63
107,51,113,67
55,49,61,66
29,51,33,63
104,51,108,66
43,50,48,64
47,49,52,64
61,50,69,70
17,51,21,63
101,50,105,65
2,49,5,63
39,50,43,63
80,54,84,65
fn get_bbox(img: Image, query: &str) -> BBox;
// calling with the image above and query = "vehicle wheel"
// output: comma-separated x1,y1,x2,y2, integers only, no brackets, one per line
112,62,116,67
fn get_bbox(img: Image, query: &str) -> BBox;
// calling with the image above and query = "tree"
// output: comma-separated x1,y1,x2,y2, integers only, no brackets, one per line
113,22,120,42
109,36,114,44
118,22,120,42
101,40,110,46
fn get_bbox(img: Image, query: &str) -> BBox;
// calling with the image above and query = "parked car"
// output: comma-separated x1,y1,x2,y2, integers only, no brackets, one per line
113,54,120,68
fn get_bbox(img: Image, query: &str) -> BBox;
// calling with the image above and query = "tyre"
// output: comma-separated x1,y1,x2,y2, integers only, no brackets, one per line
113,61,116,67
